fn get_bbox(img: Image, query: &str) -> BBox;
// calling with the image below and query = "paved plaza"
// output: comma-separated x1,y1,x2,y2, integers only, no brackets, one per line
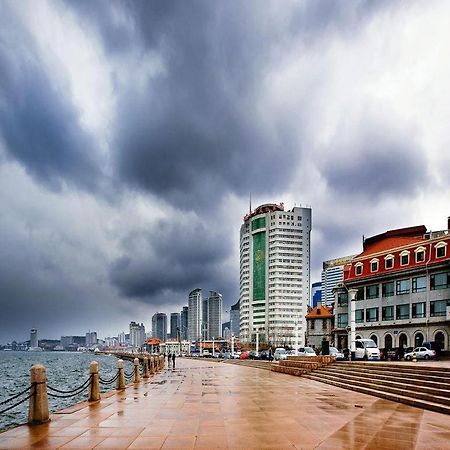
0,358,449,449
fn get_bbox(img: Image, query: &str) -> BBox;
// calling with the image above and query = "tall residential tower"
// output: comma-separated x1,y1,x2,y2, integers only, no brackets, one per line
240,203,312,346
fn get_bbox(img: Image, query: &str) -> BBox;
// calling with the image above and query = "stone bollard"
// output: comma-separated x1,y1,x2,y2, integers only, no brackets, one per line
143,357,149,379
117,359,125,390
29,364,50,425
133,358,140,383
149,356,154,375
89,361,100,402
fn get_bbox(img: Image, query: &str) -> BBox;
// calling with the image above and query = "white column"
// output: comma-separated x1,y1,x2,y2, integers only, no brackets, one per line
255,330,259,355
348,289,358,361
212,338,215,357
294,320,299,356
231,334,235,357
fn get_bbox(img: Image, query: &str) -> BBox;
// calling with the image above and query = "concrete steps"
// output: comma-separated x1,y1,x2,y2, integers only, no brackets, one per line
303,362,450,415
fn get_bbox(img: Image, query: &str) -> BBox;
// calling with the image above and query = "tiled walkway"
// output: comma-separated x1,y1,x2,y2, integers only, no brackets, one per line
0,358,449,449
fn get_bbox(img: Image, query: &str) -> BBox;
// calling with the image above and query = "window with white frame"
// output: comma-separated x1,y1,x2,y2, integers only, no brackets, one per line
355,263,363,276
385,254,394,269
415,246,426,263
435,242,447,258
400,250,410,266
370,258,379,272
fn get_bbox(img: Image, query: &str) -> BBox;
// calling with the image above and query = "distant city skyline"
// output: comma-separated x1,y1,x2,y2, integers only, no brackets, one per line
2,1,450,341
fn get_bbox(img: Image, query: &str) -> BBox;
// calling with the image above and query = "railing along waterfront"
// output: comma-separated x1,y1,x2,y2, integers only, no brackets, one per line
0,354,165,426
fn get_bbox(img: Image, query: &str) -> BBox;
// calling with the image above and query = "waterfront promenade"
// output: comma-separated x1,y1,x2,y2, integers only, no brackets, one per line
0,358,449,449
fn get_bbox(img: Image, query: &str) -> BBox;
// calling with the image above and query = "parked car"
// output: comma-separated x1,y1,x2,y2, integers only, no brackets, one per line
405,347,436,361
240,352,250,359
327,347,345,361
233,351,241,359
274,348,287,361
249,351,260,360
259,350,270,360
355,339,380,360
297,347,316,357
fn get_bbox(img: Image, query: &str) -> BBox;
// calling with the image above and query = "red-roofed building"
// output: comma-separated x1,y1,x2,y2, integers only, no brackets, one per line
334,219,450,355
305,302,334,350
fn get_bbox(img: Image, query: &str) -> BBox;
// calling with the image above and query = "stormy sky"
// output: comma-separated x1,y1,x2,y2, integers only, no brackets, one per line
1,0,450,342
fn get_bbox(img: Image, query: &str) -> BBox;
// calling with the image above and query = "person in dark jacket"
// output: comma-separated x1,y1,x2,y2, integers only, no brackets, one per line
172,352,176,368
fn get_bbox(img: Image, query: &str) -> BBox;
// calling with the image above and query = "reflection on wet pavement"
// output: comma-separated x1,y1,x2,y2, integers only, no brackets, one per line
0,358,449,449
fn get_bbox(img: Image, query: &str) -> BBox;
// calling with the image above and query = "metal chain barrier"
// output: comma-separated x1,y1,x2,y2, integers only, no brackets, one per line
0,383,35,415
99,370,120,385
47,375,92,399
124,370,134,380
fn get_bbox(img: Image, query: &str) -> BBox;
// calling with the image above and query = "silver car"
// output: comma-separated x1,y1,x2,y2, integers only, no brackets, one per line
405,347,436,360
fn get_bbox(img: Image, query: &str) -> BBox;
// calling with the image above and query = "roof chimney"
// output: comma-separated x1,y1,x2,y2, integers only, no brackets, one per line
448,216,450,231
317,302,321,314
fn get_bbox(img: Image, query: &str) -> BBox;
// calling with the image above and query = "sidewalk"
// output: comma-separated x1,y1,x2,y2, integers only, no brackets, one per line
0,358,449,449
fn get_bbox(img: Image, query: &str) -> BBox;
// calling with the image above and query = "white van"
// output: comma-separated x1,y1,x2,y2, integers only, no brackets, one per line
355,339,380,360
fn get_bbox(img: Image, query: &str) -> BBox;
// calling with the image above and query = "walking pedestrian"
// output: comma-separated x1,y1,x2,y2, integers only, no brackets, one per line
172,352,176,368
167,352,171,367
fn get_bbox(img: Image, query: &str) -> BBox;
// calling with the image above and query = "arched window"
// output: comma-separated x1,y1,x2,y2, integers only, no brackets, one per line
435,332,445,351
385,334,393,350
399,333,408,349
355,335,361,340
415,246,426,263
400,250,410,266
355,262,363,276
414,332,424,348
370,258,379,273
435,242,447,258
385,254,394,269
370,334,378,345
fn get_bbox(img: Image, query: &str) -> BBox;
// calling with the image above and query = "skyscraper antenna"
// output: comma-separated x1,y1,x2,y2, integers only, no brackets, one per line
249,192,252,213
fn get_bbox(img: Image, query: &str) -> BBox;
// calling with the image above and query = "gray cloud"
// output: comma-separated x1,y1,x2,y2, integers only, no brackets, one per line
0,6,105,194
109,218,233,299
322,124,428,200
0,0,446,343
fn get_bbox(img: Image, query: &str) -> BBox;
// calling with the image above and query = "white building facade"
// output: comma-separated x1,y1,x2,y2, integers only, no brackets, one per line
240,203,312,347
188,288,202,341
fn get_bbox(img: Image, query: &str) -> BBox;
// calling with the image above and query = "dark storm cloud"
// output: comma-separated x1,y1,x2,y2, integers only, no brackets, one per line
109,218,231,299
0,6,103,193
323,127,428,200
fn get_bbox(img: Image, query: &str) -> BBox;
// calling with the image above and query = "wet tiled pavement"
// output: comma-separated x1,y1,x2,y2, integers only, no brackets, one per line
0,358,449,449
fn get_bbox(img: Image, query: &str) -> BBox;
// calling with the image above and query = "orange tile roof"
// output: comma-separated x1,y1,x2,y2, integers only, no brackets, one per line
306,305,333,319
357,236,425,258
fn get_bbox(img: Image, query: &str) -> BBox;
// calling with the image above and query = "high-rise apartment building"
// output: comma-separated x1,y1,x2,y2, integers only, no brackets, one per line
129,321,146,347
152,313,167,342
188,288,202,341
321,256,355,307
180,306,188,340
311,282,322,308
30,329,38,348
170,313,180,340
206,291,223,339
230,300,240,337
85,331,97,348
240,203,312,346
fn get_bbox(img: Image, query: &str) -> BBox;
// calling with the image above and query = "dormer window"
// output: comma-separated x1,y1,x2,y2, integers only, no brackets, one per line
355,262,363,276
400,250,410,266
415,246,426,263
385,254,394,269
370,258,379,273
436,242,447,258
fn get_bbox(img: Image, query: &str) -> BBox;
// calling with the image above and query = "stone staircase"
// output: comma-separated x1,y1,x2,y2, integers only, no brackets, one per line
303,362,450,415
271,356,334,376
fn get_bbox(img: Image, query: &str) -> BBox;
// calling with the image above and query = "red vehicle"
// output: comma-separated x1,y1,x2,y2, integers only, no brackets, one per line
239,352,250,359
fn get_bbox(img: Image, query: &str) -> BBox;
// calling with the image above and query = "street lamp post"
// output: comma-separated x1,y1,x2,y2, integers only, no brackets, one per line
348,289,358,361
212,337,215,358
231,334,235,357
